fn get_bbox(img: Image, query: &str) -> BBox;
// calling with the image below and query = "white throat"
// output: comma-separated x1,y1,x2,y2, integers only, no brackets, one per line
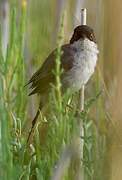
72,38,99,55
63,38,99,92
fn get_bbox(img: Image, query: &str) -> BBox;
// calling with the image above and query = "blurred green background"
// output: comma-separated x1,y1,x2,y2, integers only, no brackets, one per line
0,0,122,180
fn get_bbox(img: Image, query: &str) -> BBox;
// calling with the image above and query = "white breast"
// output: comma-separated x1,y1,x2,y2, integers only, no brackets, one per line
63,38,99,92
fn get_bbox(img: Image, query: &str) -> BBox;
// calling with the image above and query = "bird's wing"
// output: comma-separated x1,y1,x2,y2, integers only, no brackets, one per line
28,44,76,95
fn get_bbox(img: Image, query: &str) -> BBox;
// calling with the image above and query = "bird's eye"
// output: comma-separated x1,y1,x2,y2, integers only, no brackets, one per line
90,34,93,40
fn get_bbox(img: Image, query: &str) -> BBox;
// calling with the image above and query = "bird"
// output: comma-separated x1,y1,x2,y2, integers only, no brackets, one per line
27,25,99,144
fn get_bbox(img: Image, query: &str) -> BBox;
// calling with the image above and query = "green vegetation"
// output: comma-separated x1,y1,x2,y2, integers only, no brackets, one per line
0,1,114,180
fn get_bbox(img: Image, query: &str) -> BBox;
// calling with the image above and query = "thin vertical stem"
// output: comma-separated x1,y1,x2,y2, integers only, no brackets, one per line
79,85,85,111
81,8,87,25
79,8,87,112
78,8,87,180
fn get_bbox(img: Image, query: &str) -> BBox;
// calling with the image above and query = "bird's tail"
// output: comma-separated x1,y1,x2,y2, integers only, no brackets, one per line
27,102,42,145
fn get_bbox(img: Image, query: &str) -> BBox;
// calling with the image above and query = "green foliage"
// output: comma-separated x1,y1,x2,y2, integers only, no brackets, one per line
0,3,27,179
0,2,107,180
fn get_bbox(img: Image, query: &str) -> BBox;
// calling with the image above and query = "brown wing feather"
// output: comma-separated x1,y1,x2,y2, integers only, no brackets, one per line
28,44,76,95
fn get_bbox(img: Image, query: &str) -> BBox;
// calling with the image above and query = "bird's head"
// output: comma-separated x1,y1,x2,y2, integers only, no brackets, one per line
70,25,96,44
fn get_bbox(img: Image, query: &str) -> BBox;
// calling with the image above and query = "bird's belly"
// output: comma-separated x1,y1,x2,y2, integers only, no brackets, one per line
62,54,97,92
